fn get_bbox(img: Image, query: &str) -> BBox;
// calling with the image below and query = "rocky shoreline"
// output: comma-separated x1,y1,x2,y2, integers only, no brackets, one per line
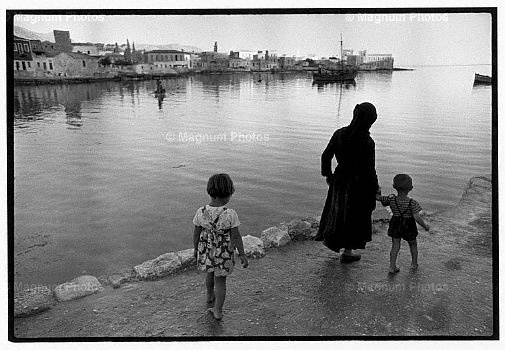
13,214,323,318
12,176,494,338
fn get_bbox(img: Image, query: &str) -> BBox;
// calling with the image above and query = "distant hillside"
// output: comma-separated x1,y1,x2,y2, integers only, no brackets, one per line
14,25,54,42
13,26,202,53
134,43,202,53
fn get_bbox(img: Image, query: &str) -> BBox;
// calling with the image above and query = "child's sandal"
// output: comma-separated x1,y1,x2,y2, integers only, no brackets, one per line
388,267,400,274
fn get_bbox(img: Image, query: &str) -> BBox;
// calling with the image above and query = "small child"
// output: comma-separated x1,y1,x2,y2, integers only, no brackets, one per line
193,173,249,320
376,174,430,274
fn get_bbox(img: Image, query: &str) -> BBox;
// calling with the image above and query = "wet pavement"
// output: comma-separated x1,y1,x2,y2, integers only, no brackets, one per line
13,177,494,338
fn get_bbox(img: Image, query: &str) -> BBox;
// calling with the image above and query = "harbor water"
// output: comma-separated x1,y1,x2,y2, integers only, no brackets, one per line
13,65,492,286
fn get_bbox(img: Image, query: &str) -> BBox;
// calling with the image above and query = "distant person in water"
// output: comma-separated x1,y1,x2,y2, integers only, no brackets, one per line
316,102,380,263
376,174,430,274
193,174,248,320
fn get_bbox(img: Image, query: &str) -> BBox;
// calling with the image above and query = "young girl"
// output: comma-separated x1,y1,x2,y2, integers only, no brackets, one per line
193,173,249,320
376,174,430,274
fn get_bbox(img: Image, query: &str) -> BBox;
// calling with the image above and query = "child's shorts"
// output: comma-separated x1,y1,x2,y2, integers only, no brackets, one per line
388,216,418,241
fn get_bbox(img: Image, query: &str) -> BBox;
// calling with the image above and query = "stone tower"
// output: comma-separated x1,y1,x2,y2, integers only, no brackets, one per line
214,42,218,52
53,30,72,52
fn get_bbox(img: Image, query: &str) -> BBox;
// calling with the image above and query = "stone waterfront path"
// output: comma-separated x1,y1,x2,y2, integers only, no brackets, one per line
13,177,494,338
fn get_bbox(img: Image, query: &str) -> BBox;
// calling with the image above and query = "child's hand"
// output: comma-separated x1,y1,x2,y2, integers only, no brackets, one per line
239,254,249,268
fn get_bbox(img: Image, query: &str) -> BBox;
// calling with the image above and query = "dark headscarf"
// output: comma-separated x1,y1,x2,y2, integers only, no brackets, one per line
337,102,377,162
347,102,377,138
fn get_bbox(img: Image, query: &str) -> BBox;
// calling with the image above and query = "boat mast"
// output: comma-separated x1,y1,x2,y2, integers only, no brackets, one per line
340,33,343,70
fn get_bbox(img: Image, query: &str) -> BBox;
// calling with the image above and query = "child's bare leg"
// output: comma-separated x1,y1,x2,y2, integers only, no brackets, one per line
209,275,227,320
389,238,401,273
408,239,418,268
206,272,215,305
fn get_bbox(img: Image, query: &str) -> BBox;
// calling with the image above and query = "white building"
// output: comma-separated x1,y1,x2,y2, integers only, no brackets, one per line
72,43,98,56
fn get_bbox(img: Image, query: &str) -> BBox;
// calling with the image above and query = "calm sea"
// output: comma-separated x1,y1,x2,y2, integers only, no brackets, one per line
13,65,492,286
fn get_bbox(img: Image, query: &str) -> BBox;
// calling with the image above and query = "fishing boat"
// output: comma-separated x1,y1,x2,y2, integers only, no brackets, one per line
473,73,492,85
313,33,357,83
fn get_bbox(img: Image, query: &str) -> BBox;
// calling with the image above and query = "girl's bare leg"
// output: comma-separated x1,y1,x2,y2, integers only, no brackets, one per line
208,276,227,320
206,272,215,305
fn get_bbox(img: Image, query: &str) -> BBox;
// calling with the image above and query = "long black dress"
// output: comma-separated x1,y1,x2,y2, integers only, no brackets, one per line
317,126,379,252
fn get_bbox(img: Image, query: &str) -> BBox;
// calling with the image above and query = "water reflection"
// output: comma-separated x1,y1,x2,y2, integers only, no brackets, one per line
157,92,165,110
313,80,357,92
14,83,115,128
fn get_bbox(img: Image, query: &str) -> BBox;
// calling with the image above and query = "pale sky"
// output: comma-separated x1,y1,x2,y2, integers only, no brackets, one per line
13,12,491,66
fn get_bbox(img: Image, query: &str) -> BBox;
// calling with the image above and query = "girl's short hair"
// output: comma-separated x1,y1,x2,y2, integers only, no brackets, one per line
207,173,235,198
393,174,413,191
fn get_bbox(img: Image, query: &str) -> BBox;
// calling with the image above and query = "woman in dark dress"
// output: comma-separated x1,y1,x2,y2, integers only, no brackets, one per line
316,102,380,263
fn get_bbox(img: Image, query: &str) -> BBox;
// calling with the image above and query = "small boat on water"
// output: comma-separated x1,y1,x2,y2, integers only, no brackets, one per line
313,65,357,83
313,33,357,83
473,73,492,85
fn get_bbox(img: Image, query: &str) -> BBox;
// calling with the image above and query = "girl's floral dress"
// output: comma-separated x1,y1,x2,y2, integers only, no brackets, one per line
193,205,240,276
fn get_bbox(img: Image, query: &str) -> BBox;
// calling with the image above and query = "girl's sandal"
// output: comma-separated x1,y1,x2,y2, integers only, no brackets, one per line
206,297,216,308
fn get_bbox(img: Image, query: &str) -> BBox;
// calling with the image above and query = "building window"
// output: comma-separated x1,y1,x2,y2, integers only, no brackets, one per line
37,62,41,68
18,43,24,54
16,61,20,70
14,43,17,51
83,60,86,67
43,62,47,70
27,62,31,68
49,62,53,70
22,61,26,70
24,44,29,52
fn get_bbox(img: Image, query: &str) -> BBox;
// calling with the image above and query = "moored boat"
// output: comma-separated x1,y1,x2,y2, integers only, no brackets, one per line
313,33,357,83
474,73,492,85
313,65,357,83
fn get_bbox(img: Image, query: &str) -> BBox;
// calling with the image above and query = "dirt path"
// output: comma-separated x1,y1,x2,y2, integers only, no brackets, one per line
13,222,493,337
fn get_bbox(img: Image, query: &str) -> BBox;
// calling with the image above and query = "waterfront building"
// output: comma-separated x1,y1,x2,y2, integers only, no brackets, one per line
229,57,251,71
278,55,296,69
363,53,394,69
197,51,229,70
72,42,98,56
237,50,256,60
13,35,35,76
144,50,191,68
51,52,99,77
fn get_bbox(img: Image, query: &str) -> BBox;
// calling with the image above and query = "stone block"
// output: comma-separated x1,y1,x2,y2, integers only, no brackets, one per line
134,252,182,280
242,235,265,258
54,275,102,302
108,267,136,289
261,226,291,248
287,219,312,240
304,216,321,229
176,248,196,268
